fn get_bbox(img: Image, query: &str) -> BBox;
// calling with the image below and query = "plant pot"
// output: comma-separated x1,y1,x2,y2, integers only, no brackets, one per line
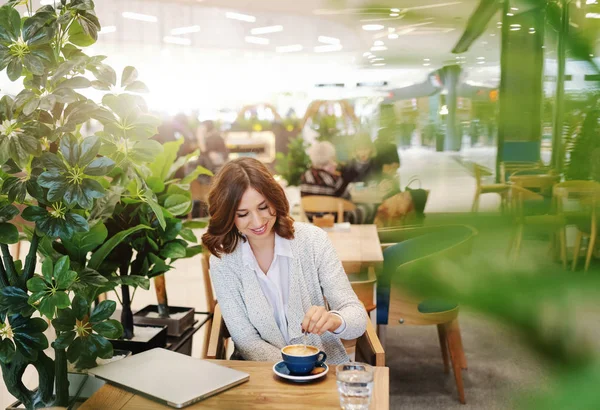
133,305,195,337
109,324,168,355
6,349,133,409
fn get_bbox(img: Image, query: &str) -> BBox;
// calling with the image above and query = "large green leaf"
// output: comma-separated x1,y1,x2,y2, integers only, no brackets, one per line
62,222,108,263
56,76,91,90
92,319,122,339
88,224,151,270
52,308,76,331
149,139,183,181
10,315,49,361
0,287,35,317
68,18,96,47
71,295,89,320
90,333,113,359
159,242,187,259
52,330,76,349
163,194,191,217
120,66,138,88
0,338,15,363
0,6,21,42
0,222,18,244
90,300,115,323
76,268,109,287
181,165,213,184
144,190,166,230
179,228,197,243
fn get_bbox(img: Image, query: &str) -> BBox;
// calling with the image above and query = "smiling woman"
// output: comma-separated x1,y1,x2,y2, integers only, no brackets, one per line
202,158,367,364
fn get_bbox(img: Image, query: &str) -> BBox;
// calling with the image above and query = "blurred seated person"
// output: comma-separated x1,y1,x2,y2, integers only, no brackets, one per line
374,128,401,197
300,141,368,223
341,135,382,185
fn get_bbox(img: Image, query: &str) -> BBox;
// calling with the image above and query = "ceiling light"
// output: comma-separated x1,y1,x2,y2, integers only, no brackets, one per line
276,44,303,53
397,27,416,35
511,7,519,10
587,0,597,4
244,36,269,45
314,44,343,52
390,13,400,17
510,27,521,31
99,26,117,34
122,12,158,22
363,52,372,57
477,56,485,60
371,46,387,51
372,58,384,61
586,12,600,18
510,24,521,27
368,55,377,59
424,58,430,61
372,63,386,66
390,8,400,12
490,33,496,36
477,61,485,64
388,33,399,39
226,11,256,22
251,25,283,35
163,36,191,45
318,36,340,44
506,13,514,16
40,0,55,5
362,24,384,31
170,25,201,35
423,63,431,66
373,40,384,46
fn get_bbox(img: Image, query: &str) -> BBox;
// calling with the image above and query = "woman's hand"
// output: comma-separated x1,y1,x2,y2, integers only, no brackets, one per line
301,306,342,336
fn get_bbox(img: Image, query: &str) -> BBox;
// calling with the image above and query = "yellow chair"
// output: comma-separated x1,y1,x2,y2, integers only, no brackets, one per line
500,161,545,183
206,302,385,366
471,163,509,212
553,181,600,271
508,173,564,266
300,195,356,223
378,225,476,404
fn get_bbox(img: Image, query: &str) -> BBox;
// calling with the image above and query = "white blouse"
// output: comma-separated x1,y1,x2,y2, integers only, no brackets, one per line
241,233,345,344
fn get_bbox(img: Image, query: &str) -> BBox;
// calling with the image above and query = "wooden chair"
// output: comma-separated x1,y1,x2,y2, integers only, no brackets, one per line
509,173,564,265
553,181,600,272
188,179,211,220
206,302,385,367
200,250,217,358
377,225,476,404
300,195,356,223
348,266,377,313
471,163,509,212
500,161,545,183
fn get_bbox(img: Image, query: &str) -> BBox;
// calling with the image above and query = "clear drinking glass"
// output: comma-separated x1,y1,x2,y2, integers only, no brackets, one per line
336,362,374,410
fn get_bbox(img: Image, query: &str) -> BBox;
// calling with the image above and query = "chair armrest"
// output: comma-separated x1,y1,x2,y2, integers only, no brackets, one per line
206,303,229,360
356,318,385,367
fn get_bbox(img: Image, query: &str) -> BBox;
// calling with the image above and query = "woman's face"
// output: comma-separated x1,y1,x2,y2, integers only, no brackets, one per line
234,187,276,240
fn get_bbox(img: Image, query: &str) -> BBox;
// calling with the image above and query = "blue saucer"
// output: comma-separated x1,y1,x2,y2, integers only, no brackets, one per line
273,361,329,382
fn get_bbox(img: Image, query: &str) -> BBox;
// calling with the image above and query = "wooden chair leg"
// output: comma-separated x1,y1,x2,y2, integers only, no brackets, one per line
445,320,466,404
572,231,582,271
511,224,524,265
437,324,450,374
585,224,597,272
471,190,480,212
450,319,467,370
559,228,567,270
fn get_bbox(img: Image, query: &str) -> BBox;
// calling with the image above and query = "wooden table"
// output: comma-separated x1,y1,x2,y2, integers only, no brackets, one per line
79,360,389,410
326,224,383,274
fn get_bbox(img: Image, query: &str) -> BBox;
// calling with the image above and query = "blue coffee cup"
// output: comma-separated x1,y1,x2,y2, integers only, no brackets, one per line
281,345,327,376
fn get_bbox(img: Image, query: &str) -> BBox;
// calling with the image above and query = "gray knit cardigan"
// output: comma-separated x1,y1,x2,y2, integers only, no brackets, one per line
209,222,367,364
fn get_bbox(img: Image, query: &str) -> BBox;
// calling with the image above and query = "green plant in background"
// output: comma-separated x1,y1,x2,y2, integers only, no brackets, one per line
0,1,165,408
313,113,340,142
92,138,210,340
275,135,311,186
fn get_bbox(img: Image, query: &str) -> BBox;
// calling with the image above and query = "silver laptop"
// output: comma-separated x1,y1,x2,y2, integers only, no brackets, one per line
89,348,249,408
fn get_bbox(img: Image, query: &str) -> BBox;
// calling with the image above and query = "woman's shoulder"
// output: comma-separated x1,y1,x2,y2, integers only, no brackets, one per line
292,222,328,244
209,246,243,271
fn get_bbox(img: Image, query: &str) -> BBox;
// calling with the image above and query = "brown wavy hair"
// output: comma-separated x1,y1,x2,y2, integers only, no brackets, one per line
202,157,295,257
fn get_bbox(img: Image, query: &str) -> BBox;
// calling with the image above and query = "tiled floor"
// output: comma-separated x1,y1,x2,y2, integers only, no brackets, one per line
0,146,502,407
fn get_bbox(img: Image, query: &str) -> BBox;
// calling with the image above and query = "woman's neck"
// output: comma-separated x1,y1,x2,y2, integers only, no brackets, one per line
247,231,276,254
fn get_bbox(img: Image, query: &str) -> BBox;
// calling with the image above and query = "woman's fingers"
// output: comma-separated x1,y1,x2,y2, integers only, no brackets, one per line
313,313,330,335
302,306,318,332
307,307,325,333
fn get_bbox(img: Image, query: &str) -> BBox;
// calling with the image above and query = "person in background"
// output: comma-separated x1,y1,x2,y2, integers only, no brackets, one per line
374,127,401,195
341,135,382,185
300,141,349,199
202,158,367,363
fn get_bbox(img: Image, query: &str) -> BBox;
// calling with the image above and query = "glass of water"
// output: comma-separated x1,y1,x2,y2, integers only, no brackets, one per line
336,362,374,410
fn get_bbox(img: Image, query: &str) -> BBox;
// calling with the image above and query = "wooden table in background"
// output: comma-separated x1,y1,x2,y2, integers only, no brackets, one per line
326,224,384,274
79,360,389,410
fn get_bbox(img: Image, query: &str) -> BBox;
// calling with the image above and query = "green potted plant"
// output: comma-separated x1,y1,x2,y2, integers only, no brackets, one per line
93,138,210,351
275,135,311,187
0,0,165,408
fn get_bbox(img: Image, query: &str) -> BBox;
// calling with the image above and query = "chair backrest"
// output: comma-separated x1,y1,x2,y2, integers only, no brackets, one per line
510,173,560,196
301,195,356,222
379,225,476,326
500,161,544,183
205,303,231,360
553,180,600,214
348,267,377,313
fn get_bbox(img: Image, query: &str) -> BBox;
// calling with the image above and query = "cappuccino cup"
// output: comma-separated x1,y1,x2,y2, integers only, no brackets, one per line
281,344,327,376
